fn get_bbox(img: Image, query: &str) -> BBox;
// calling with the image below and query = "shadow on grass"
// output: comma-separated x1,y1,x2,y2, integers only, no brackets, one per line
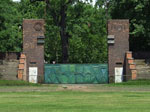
0,80,41,86
109,79,150,86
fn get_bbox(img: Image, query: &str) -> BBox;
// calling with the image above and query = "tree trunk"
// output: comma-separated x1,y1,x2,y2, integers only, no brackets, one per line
60,3,69,63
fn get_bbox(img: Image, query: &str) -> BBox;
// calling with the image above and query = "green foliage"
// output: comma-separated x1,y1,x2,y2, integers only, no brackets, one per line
45,1,107,63
109,0,150,51
18,0,45,19
0,0,107,63
0,0,22,52
68,3,107,63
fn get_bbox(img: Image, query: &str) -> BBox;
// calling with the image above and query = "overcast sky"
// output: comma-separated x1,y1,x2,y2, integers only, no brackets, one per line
12,0,96,5
83,0,96,6
12,0,20,2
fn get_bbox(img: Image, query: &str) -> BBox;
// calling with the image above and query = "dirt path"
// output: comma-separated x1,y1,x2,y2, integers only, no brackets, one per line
1,84,150,92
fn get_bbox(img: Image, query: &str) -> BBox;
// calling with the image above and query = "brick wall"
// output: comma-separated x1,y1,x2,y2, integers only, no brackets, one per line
0,60,19,80
0,52,20,80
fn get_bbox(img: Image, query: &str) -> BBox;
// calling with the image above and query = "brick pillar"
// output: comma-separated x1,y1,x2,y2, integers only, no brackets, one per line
23,19,45,83
108,20,129,83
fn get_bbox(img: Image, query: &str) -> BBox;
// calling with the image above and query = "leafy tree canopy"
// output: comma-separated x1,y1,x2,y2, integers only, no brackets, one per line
0,0,107,63
109,0,150,51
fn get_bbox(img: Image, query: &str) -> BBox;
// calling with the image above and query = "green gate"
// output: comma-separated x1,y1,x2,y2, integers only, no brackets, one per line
44,64,108,84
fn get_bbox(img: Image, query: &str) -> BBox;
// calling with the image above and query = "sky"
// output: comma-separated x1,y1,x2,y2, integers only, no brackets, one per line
12,0,21,2
12,0,97,5
83,0,96,6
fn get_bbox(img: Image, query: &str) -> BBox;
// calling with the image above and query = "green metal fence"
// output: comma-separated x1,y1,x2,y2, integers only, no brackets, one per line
44,64,108,84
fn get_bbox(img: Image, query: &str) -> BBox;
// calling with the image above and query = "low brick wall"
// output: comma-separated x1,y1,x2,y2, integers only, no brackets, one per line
0,52,20,80
0,60,19,80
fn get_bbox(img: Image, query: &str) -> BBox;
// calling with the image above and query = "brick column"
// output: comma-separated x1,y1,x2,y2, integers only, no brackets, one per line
108,20,129,83
23,19,45,83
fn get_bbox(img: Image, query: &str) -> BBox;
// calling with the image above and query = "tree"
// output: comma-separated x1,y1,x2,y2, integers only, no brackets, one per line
46,0,78,63
0,0,22,52
45,0,107,63
0,0,108,63
109,0,150,51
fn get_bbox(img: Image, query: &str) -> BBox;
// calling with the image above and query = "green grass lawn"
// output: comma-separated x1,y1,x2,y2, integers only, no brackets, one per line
0,80,150,112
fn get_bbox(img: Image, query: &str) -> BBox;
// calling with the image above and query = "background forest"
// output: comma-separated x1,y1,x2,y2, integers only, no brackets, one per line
0,0,150,63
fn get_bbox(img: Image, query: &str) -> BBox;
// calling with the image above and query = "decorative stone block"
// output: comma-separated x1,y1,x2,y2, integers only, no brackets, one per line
18,69,23,80
19,63,24,69
131,70,137,80
129,64,136,70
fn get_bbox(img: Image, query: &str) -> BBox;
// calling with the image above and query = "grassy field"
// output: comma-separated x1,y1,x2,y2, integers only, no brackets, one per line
0,80,150,112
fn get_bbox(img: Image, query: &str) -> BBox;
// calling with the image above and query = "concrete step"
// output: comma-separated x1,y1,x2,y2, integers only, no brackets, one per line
134,59,150,79
137,71,150,75
134,59,146,65
137,74,150,79
137,69,150,72
137,76,150,80
136,65,150,69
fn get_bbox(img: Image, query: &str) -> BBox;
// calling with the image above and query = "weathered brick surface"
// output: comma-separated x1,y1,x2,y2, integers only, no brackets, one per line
134,59,150,79
20,53,26,59
18,69,23,80
129,64,136,69
17,53,27,80
108,20,129,83
131,70,137,80
20,58,25,64
126,52,132,59
19,63,24,69
0,60,19,80
128,59,133,64
23,19,45,83
125,52,137,81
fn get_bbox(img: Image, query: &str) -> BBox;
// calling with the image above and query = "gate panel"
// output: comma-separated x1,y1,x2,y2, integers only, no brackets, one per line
44,64,108,84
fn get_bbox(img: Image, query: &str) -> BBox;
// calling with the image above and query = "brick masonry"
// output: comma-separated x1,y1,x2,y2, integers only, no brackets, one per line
23,19,45,83
125,52,137,80
0,60,19,80
18,53,27,81
108,20,129,82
